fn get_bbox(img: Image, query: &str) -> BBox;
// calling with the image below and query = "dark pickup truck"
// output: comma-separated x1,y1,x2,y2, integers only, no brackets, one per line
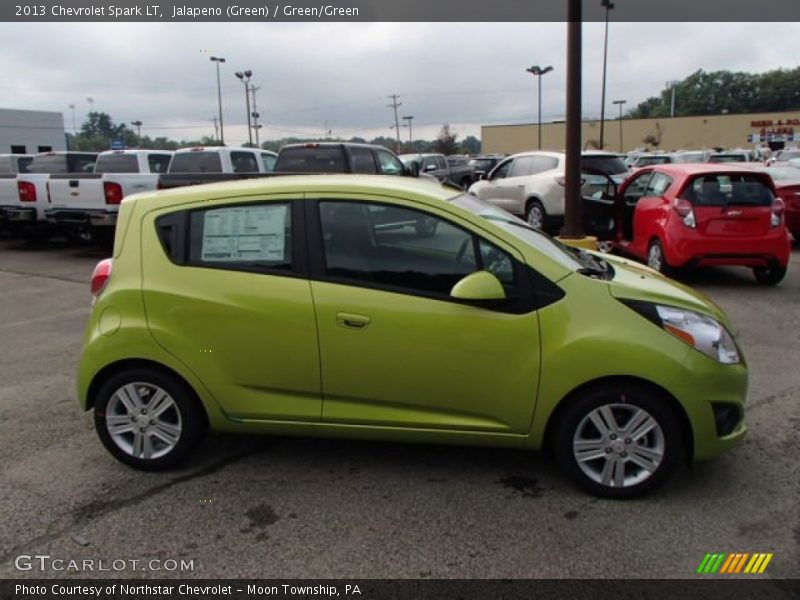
157,143,431,190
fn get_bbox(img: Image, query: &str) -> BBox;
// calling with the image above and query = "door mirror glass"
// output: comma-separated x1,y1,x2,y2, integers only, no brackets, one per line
450,271,506,301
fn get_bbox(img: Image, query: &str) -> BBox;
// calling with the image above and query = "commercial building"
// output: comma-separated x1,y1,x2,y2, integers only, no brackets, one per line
481,110,800,155
0,108,67,154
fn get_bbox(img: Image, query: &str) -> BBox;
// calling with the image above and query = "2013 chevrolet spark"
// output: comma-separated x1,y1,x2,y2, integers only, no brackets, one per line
78,175,747,498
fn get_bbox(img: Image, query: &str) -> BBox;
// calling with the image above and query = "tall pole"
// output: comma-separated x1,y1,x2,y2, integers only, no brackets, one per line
235,71,253,146
211,117,219,142
526,65,553,150
210,56,226,144
130,120,142,146
599,0,614,150
387,94,402,151
251,85,261,146
68,104,77,133
402,115,414,150
562,0,582,238
613,99,627,152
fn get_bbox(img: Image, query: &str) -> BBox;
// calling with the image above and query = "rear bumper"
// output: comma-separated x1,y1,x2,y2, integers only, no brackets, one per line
665,227,791,268
45,208,117,228
2,206,37,223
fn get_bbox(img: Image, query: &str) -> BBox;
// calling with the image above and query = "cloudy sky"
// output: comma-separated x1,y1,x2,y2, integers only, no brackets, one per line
1,22,798,145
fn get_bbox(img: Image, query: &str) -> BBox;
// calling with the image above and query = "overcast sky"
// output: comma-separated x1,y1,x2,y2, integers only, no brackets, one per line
1,22,798,145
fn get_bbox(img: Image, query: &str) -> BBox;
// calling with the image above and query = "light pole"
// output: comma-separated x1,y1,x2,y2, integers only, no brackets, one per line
235,70,253,146
613,99,627,152
599,0,615,150
130,121,142,146
210,56,226,145
402,115,414,150
251,85,261,146
562,0,582,238
68,104,77,133
525,65,553,150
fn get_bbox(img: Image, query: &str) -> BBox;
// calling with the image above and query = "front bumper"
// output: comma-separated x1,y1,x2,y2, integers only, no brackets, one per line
45,208,117,228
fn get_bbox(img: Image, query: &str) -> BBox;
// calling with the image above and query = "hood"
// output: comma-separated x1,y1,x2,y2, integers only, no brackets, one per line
599,253,734,331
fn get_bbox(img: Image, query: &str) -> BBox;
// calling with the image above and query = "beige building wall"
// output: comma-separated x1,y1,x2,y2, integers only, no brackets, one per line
481,110,800,155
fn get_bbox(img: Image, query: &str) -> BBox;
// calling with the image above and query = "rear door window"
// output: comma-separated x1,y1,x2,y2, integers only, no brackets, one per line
350,147,378,174
509,156,558,177
230,151,261,173
147,154,172,173
261,153,277,172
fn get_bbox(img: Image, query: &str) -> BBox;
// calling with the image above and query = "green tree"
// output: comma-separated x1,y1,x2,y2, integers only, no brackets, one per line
433,124,459,155
461,135,481,155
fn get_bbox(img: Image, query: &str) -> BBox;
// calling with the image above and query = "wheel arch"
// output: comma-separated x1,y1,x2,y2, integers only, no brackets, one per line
541,375,694,462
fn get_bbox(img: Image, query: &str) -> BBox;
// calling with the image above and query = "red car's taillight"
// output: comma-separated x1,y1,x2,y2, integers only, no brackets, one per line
18,181,37,202
673,198,696,228
104,182,123,205
770,198,784,228
90,258,113,297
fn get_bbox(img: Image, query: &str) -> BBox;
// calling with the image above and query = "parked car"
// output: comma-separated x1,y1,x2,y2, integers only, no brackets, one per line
766,147,800,166
629,153,676,168
399,152,475,188
156,146,276,190
274,142,422,179
469,154,505,179
583,164,791,284
0,151,97,240
78,175,747,499
467,151,629,233
45,149,173,245
749,166,800,241
708,150,753,163
672,150,709,163
0,153,33,230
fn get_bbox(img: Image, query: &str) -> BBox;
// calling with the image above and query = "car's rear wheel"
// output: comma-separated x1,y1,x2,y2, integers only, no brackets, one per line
552,383,684,499
525,199,547,231
753,264,787,286
94,367,207,470
646,239,672,276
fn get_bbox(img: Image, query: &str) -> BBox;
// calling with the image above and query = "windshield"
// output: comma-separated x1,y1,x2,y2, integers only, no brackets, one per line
581,155,628,175
450,193,610,276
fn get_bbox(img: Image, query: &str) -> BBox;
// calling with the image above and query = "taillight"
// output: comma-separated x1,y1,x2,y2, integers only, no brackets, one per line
18,181,37,202
104,182,123,204
90,258,113,297
770,198,784,228
674,198,696,228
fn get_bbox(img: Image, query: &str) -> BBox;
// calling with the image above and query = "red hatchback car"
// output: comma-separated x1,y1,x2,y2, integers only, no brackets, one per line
584,164,791,285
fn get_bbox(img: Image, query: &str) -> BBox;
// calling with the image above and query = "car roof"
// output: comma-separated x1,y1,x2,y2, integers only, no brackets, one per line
98,149,173,156
173,146,257,154
645,164,767,177
135,174,458,206
282,142,382,150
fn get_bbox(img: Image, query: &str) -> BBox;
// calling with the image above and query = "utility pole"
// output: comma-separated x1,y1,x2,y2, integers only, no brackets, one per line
387,94,402,151
68,104,77,133
562,0,582,238
210,56,226,144
211,117,219,142
251,85,261,146
402,115,414,151
525,65,554,150
599,0,615,150
130,121,142,146
235,70,253,146
613,99,627,152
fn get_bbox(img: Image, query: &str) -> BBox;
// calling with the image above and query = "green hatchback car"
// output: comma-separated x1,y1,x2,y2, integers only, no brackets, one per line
78,175,747,498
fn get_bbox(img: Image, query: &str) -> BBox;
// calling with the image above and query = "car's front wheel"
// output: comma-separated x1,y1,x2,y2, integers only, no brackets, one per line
553,383,684,499
646,239,673,276
525,199,547,231
94,367,207,470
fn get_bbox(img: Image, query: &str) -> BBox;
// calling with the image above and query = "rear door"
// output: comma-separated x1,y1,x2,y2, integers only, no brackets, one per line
682,173,775,238
141,196,322,421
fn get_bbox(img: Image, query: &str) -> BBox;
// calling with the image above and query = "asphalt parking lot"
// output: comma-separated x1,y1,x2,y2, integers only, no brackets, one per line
0,236,798,579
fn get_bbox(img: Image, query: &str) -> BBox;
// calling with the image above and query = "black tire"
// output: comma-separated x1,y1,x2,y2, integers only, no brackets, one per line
91,226,115,249
552,382,684,499
93,367,207,471
753,264,787,286
525,199,547,231
646,239,673,276
459,177,472,190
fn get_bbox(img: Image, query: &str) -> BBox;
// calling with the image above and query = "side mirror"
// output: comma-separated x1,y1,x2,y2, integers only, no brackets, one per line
450,271,506,301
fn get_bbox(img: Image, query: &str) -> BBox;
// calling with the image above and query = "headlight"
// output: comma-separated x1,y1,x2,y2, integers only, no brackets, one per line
622,301,740,364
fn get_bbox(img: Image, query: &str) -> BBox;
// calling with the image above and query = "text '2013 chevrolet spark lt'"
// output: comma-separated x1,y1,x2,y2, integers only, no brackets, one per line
78,175,747,498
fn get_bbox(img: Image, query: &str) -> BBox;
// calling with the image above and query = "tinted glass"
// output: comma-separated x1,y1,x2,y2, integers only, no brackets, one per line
230,151,260,173
17,157,32,173
623,171,653,203
275,147,346,172
644,173,673,196
708,154,746,163
490,159,513,179
148,154,172,173
94,154,139,174
261,153,277,172
29,154,96,174
319,201,478,296
350,147,378,174
581,155,628,175
376,150,404,175
683,174,775,207
510,155,558,177
189,203,292,269
169,151,223,173
470,158,496,172
635,156,672,166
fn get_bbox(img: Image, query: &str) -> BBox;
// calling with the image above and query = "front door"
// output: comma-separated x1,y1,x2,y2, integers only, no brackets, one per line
307,196,541,434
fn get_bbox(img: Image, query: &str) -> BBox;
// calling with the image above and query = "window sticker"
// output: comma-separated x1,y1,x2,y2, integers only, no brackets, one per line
201,205,287,262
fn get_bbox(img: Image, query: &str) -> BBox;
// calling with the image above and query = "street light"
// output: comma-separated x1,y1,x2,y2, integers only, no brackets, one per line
402,115,414,150
613,99,627,152
210,56,226,145
235,70,253,146
525,65,554,150
599,0,615,150
130,121,142,147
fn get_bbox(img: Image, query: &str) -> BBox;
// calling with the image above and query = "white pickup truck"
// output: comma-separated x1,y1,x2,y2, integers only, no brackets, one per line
156,146,277,190
45,149,173,243
0,154,33,229
0,151,97,239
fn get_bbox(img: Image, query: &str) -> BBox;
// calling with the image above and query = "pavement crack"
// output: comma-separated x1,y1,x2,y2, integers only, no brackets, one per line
0,268,85,285
748,385,800,410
